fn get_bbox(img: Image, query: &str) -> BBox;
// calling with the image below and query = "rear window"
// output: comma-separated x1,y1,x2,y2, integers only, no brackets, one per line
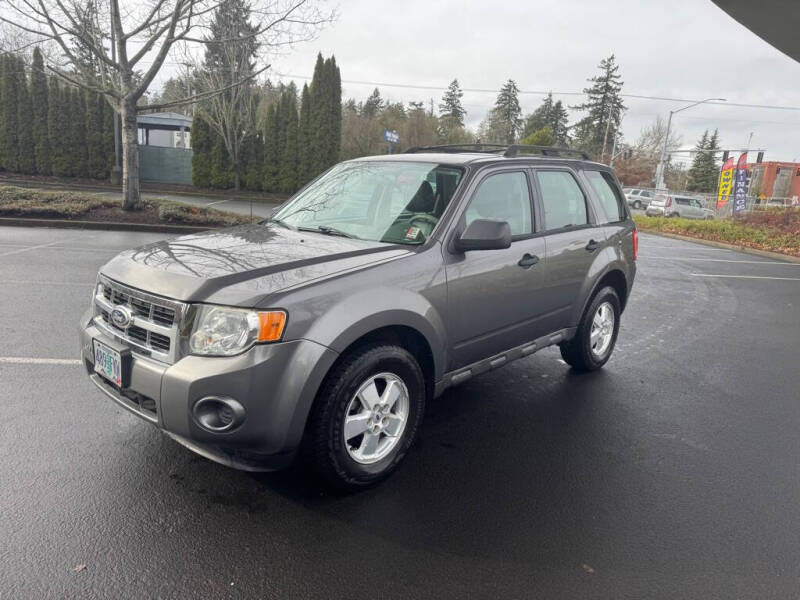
585,170,625,223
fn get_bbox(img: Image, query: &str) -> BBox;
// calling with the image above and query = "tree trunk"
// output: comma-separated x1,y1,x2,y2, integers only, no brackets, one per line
234,169,240,191
120,101,140,210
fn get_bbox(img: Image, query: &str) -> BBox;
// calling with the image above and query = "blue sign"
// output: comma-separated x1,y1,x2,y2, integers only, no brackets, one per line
383,130,399,144
732,153,748,216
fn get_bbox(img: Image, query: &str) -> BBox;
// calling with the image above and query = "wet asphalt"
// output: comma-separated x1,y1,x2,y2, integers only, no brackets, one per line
1,225,799,599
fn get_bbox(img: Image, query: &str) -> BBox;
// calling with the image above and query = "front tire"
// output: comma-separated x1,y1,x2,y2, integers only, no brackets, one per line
560,286,621,372
306,344,425,490
633,200,642,209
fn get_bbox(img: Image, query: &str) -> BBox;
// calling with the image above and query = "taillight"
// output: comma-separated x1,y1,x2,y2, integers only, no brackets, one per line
665,196,673,208
632,228,638,261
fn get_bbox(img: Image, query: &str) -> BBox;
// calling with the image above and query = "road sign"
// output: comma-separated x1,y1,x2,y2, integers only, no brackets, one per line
383,130,399,144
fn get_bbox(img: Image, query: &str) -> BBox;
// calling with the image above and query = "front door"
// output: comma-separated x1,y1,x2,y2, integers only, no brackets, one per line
444,169,550,369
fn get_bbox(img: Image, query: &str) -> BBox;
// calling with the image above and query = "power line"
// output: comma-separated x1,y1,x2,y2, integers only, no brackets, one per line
273,71,800,112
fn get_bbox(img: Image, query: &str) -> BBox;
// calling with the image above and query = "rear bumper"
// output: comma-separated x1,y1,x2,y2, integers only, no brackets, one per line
645,206,665,216
80,320,339,470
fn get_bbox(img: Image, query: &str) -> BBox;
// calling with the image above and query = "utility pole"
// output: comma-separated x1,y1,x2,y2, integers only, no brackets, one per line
654,97,726,190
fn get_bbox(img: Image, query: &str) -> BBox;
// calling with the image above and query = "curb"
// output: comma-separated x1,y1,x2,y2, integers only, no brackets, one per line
0,217,212,234
639,229,800,264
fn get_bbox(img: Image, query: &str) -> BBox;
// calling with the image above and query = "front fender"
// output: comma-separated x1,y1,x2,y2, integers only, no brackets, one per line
302,286,448,382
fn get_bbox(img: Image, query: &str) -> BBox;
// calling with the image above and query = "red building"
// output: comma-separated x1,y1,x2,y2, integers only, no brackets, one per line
748,161,800,202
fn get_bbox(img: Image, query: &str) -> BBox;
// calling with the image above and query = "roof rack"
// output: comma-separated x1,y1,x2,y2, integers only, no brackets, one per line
405,144,508,154
505,145,591,160
404,143,591,160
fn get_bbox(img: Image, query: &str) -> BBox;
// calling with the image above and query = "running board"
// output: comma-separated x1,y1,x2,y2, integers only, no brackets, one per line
435,328,575,397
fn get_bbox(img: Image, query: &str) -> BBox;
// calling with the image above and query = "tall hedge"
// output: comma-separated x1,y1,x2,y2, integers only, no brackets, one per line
191,54,343,193
31,48,50,174
0,54,20,172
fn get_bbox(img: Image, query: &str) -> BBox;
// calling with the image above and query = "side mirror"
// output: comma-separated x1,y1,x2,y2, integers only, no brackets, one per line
454,219,512,252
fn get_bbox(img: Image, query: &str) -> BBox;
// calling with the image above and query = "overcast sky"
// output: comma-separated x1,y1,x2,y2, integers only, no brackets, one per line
249,0,800,164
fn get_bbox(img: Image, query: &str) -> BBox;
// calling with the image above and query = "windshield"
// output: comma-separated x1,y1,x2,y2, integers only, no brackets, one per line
271,161,464,245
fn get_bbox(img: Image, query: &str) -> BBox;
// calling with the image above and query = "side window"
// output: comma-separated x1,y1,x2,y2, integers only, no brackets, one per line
676,198,689,206
642,190,653,198
585,170,625,223
465,171,532,236
536,170,588,230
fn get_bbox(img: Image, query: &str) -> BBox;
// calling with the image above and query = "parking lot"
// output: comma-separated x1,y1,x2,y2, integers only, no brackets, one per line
2,224,800,599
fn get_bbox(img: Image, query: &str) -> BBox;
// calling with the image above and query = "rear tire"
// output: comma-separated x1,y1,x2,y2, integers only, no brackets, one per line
306,343,425,490
560,286,621,372
633,200,642,209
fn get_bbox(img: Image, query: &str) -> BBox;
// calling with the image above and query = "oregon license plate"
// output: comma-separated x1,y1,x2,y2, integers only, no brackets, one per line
93,340,123,387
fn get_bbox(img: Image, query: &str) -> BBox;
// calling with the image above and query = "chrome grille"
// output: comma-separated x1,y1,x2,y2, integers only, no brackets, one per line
94,275,186,364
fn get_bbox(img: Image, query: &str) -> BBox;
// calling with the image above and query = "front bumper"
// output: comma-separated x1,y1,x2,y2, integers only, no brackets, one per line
80,319,338,471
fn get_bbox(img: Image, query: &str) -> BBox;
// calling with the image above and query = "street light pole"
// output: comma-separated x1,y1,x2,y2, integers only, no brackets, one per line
654,97,726,190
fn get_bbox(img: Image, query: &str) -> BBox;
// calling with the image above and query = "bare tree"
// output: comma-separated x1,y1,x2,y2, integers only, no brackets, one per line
0,0,332,209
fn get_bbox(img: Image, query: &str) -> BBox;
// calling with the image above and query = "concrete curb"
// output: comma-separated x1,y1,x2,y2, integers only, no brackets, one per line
0,216,212,234
640,229,800,264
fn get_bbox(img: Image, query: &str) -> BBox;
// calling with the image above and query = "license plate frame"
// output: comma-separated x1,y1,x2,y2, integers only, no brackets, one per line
93,339,131,388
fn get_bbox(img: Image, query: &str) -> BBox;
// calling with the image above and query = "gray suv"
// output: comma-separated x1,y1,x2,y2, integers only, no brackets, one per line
80,144,637,488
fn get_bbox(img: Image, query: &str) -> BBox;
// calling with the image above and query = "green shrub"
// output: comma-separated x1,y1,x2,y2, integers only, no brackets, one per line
634,214,800,256
0,185,114,217
157,200,251,226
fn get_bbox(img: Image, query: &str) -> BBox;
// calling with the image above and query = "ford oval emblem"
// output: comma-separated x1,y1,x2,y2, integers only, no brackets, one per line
110,305,133,329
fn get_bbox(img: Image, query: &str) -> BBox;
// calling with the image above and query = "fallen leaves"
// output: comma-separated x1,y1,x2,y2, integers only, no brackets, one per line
73,564,87,573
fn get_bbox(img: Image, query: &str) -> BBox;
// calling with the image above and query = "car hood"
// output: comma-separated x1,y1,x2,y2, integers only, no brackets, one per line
100,223,413,305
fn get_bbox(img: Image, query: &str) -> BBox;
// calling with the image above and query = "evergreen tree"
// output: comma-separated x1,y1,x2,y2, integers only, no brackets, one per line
687,129,721,193
31,47,50,174
327,56,342,166
199,0,259,189
0,54,20,172
86,92,107,178
102,96,116,176
297,82,312,186
438,78,466,141
242,131,264,190
520,126,555,146
262,102,280,191
572,54,625,159
522,93,570,145
16,56,35,174
191,114,214,187
48,81,67,176
308,54,341,178
278,87,299,193
69,88,88,177
492,79,523,143
439,79,466,126
361,87,383,119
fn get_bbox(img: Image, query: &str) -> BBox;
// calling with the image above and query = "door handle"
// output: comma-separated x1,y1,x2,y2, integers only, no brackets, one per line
585,239,600,252
518,253,539,268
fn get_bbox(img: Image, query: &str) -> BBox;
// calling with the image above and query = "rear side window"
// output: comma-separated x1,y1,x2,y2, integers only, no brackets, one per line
536,171,588,230
585,170,625,223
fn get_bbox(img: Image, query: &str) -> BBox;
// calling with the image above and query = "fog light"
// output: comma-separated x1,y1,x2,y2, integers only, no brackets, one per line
192,397,245,432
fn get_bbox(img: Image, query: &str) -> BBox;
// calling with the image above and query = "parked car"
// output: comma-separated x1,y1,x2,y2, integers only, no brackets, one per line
80,144,637,489
646,193,715,219
624,188,654,209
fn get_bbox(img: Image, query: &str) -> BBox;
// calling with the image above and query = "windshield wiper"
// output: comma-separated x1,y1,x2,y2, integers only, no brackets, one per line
298,225,360,239
269,217,295,230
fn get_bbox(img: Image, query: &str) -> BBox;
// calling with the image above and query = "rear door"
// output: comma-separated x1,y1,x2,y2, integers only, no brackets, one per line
532,167,605,331
444,168,549,369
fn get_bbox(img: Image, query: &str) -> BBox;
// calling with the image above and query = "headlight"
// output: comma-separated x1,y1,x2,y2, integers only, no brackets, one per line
189,305,287,356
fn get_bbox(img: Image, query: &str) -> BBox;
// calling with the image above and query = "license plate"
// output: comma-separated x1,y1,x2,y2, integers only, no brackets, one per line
93,340,123,387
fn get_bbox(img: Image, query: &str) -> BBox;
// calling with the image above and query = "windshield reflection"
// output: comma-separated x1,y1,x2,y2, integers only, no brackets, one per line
272,161,463,245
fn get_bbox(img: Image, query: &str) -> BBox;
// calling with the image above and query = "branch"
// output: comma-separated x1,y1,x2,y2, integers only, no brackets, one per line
46,65,121,99
140,63,269,112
